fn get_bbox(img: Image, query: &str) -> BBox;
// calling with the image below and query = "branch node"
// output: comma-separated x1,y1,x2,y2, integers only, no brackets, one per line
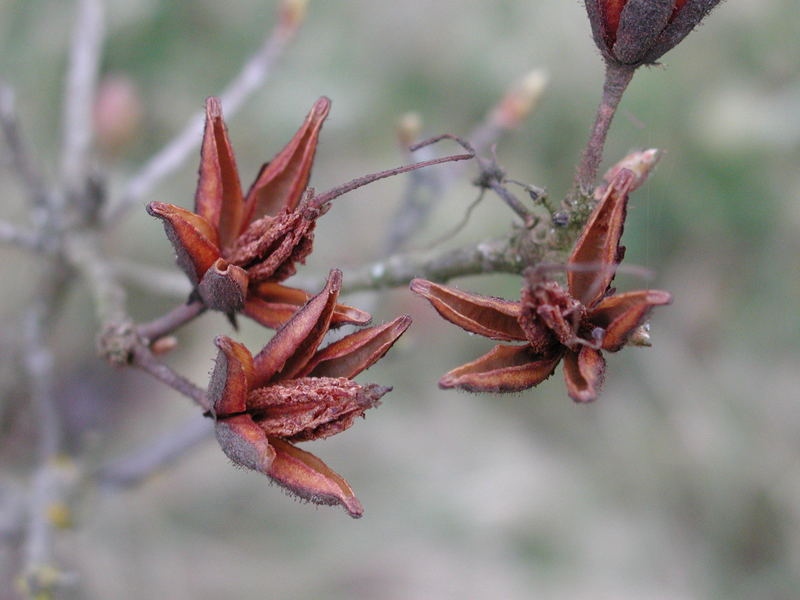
97,320,137,367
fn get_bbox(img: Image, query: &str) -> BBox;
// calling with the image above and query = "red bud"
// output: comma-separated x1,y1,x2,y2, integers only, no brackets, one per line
585,0,722,66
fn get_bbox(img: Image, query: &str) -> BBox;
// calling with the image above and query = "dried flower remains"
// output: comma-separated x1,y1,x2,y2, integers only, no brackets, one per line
148,96,369,329
209,269,411,517
412,159,672,403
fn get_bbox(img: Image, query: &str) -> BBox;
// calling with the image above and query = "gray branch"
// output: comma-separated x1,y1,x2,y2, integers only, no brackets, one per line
20,265,75,598
0,82,50,211
60,0,105,199
286,231,546,297
95,415,214,490
65,232,128,328
107,2,305,222
0,220,42,252
384,69,547,256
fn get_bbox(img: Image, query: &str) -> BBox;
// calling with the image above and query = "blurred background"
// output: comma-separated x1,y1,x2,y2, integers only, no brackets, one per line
1,1,798,598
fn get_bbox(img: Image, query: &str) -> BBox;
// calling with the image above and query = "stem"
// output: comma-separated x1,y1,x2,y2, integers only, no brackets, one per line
130,345,210,411
382,143,443,256
66,232,209,409
487,180,535,227
337,234,527,294
136,300,206,343
573,63,635,197
311,136,474,208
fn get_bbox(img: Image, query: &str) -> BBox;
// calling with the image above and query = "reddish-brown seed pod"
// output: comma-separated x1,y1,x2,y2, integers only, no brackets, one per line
411,155,672,403
208,270,410,517
147,97,372,330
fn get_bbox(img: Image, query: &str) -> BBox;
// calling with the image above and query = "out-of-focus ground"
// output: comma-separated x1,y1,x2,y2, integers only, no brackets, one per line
1,1,798,598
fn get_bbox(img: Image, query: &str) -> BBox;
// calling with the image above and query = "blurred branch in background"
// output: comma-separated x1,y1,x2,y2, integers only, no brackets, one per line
0,83,50,215
2,1,311,595
15,0,106,593
60,0,104,204
0,220,42,253
95,414,213,490
19,267,74,598
384,69,549,257
106,0,309,222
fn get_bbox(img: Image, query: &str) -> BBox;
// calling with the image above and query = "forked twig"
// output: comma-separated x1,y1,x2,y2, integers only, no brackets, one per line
421,188,486,250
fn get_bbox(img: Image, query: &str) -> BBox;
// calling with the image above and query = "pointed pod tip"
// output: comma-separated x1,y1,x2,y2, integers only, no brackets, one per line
409,278,431,296
364,384,392,405
145,201,167,217
205,96,223,118
647,290,673,305
266,438,366,519
326,268,343,292
312,96,332,119
343,497,364,518
438,374,457,389
570,392,599,404
438,373,493,392
214,335,235,351
395,314,413,329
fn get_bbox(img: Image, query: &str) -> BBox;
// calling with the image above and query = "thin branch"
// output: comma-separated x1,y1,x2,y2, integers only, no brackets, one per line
108,1,306,222
335,233,529,294
64,232,208,409
24,268,69,460
383,70,547,255
95,415,213,489
421,188,486,250
0,81,50,210
572,63,635,198
310,139,474,209
64,232,128,327
487,180,536,227
136,300,206,343
20,264,74,598
20,465,79,598
130,345,209,411
0,220,42,252
382,143,444,256
60,0,105,198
